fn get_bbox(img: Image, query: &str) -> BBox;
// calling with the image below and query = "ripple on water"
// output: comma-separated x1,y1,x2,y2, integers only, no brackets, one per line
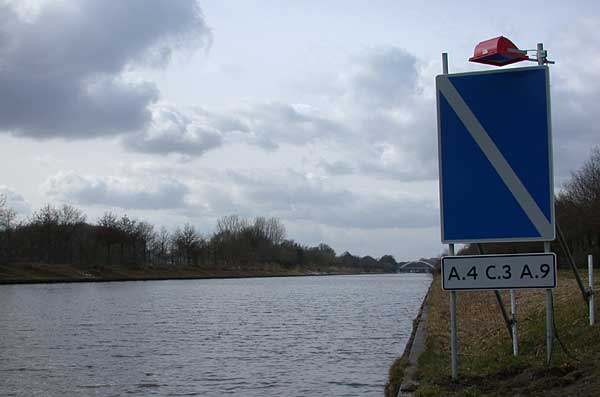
0,273,431,396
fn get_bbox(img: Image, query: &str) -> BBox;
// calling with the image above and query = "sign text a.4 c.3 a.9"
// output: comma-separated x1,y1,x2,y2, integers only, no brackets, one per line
441,253,556,291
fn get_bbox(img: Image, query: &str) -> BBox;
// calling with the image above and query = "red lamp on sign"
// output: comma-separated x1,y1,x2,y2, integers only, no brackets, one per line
469,36,529,66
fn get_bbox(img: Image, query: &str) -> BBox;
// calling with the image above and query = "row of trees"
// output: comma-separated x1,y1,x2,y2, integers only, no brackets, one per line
459,147,600,265
0,203,396,273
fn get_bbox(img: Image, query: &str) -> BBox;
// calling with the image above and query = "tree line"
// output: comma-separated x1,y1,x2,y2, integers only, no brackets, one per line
459,146,600,265
0,203,396,273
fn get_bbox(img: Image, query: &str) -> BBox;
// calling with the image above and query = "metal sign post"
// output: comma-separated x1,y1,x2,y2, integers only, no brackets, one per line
538,43,554,366
448,243,458,381
589,255,595,326
544,241,553,366
443,51,459,382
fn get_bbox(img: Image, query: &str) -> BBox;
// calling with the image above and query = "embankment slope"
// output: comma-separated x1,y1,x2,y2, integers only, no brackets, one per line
393,270,600,396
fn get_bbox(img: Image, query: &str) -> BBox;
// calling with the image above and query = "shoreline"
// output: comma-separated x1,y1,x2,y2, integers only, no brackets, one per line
0,266,396,286
385,280,432,397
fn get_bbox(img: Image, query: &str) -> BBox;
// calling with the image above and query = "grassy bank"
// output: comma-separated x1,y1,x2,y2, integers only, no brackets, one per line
413,270,600,396
0,262,383,284
387,356,410,396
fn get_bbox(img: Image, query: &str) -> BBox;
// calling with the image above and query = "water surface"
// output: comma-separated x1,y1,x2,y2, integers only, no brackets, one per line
0,273,431,396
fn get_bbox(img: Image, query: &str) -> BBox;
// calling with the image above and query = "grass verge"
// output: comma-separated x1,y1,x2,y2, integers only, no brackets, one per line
415,270,600,396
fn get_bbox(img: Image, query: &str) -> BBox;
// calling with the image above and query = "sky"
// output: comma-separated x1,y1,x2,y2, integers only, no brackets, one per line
1,0,599,261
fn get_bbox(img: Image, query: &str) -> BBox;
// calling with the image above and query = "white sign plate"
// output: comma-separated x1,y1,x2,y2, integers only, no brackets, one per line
442,253,556,291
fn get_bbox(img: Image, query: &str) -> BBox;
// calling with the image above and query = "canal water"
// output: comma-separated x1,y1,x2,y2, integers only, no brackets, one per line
0,273,431,396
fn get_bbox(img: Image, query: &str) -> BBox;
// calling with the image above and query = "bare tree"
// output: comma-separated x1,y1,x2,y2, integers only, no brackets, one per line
0,194,17,231
118,215,137,263
0,194,17,262
172,223,201,266
56,204,86,263
96,212,120,265
563,146,600,209
216,215,247,237
180,223,201,266
31,204,60,225
58,204,86,226
153,226,171,266
265,217,286,245
0,194,6,226
30,204,60,262
98,212,118,229
136,221,154,265
249,217,286,244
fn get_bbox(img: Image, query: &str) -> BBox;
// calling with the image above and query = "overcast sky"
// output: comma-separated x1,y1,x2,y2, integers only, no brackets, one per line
1,0,599,260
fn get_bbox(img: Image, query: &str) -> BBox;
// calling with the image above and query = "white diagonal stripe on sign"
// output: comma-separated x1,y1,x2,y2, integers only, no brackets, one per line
437,76,553,238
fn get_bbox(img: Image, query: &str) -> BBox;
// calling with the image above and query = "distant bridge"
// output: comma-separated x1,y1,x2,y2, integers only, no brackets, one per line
398,260,434,273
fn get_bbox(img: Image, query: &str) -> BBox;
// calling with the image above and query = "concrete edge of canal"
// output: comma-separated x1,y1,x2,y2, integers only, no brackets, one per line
392,282,432,397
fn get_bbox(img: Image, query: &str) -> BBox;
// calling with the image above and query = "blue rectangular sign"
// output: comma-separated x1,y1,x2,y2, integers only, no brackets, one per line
436,66,555,243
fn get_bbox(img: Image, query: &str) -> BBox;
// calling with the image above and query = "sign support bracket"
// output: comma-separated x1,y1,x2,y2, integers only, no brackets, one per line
510,289,519,356
536,45,554,368
557,223,590,305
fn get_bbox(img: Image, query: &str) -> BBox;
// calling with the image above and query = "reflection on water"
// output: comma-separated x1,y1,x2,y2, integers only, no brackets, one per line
0,273,431,396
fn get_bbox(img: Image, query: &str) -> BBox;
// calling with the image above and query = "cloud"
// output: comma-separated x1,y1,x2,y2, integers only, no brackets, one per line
318,159,356,176
316,195,438,229
237,102,345,148
42,171,189,210
228,169,354,209
123,101,346,156
131,47,434,177
123,105,225,156
200,169,438,230
549,17,600,180
0,0,210,138
320,47,438,181
340,47,420,109
0,186,31,214
286,222,441,260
